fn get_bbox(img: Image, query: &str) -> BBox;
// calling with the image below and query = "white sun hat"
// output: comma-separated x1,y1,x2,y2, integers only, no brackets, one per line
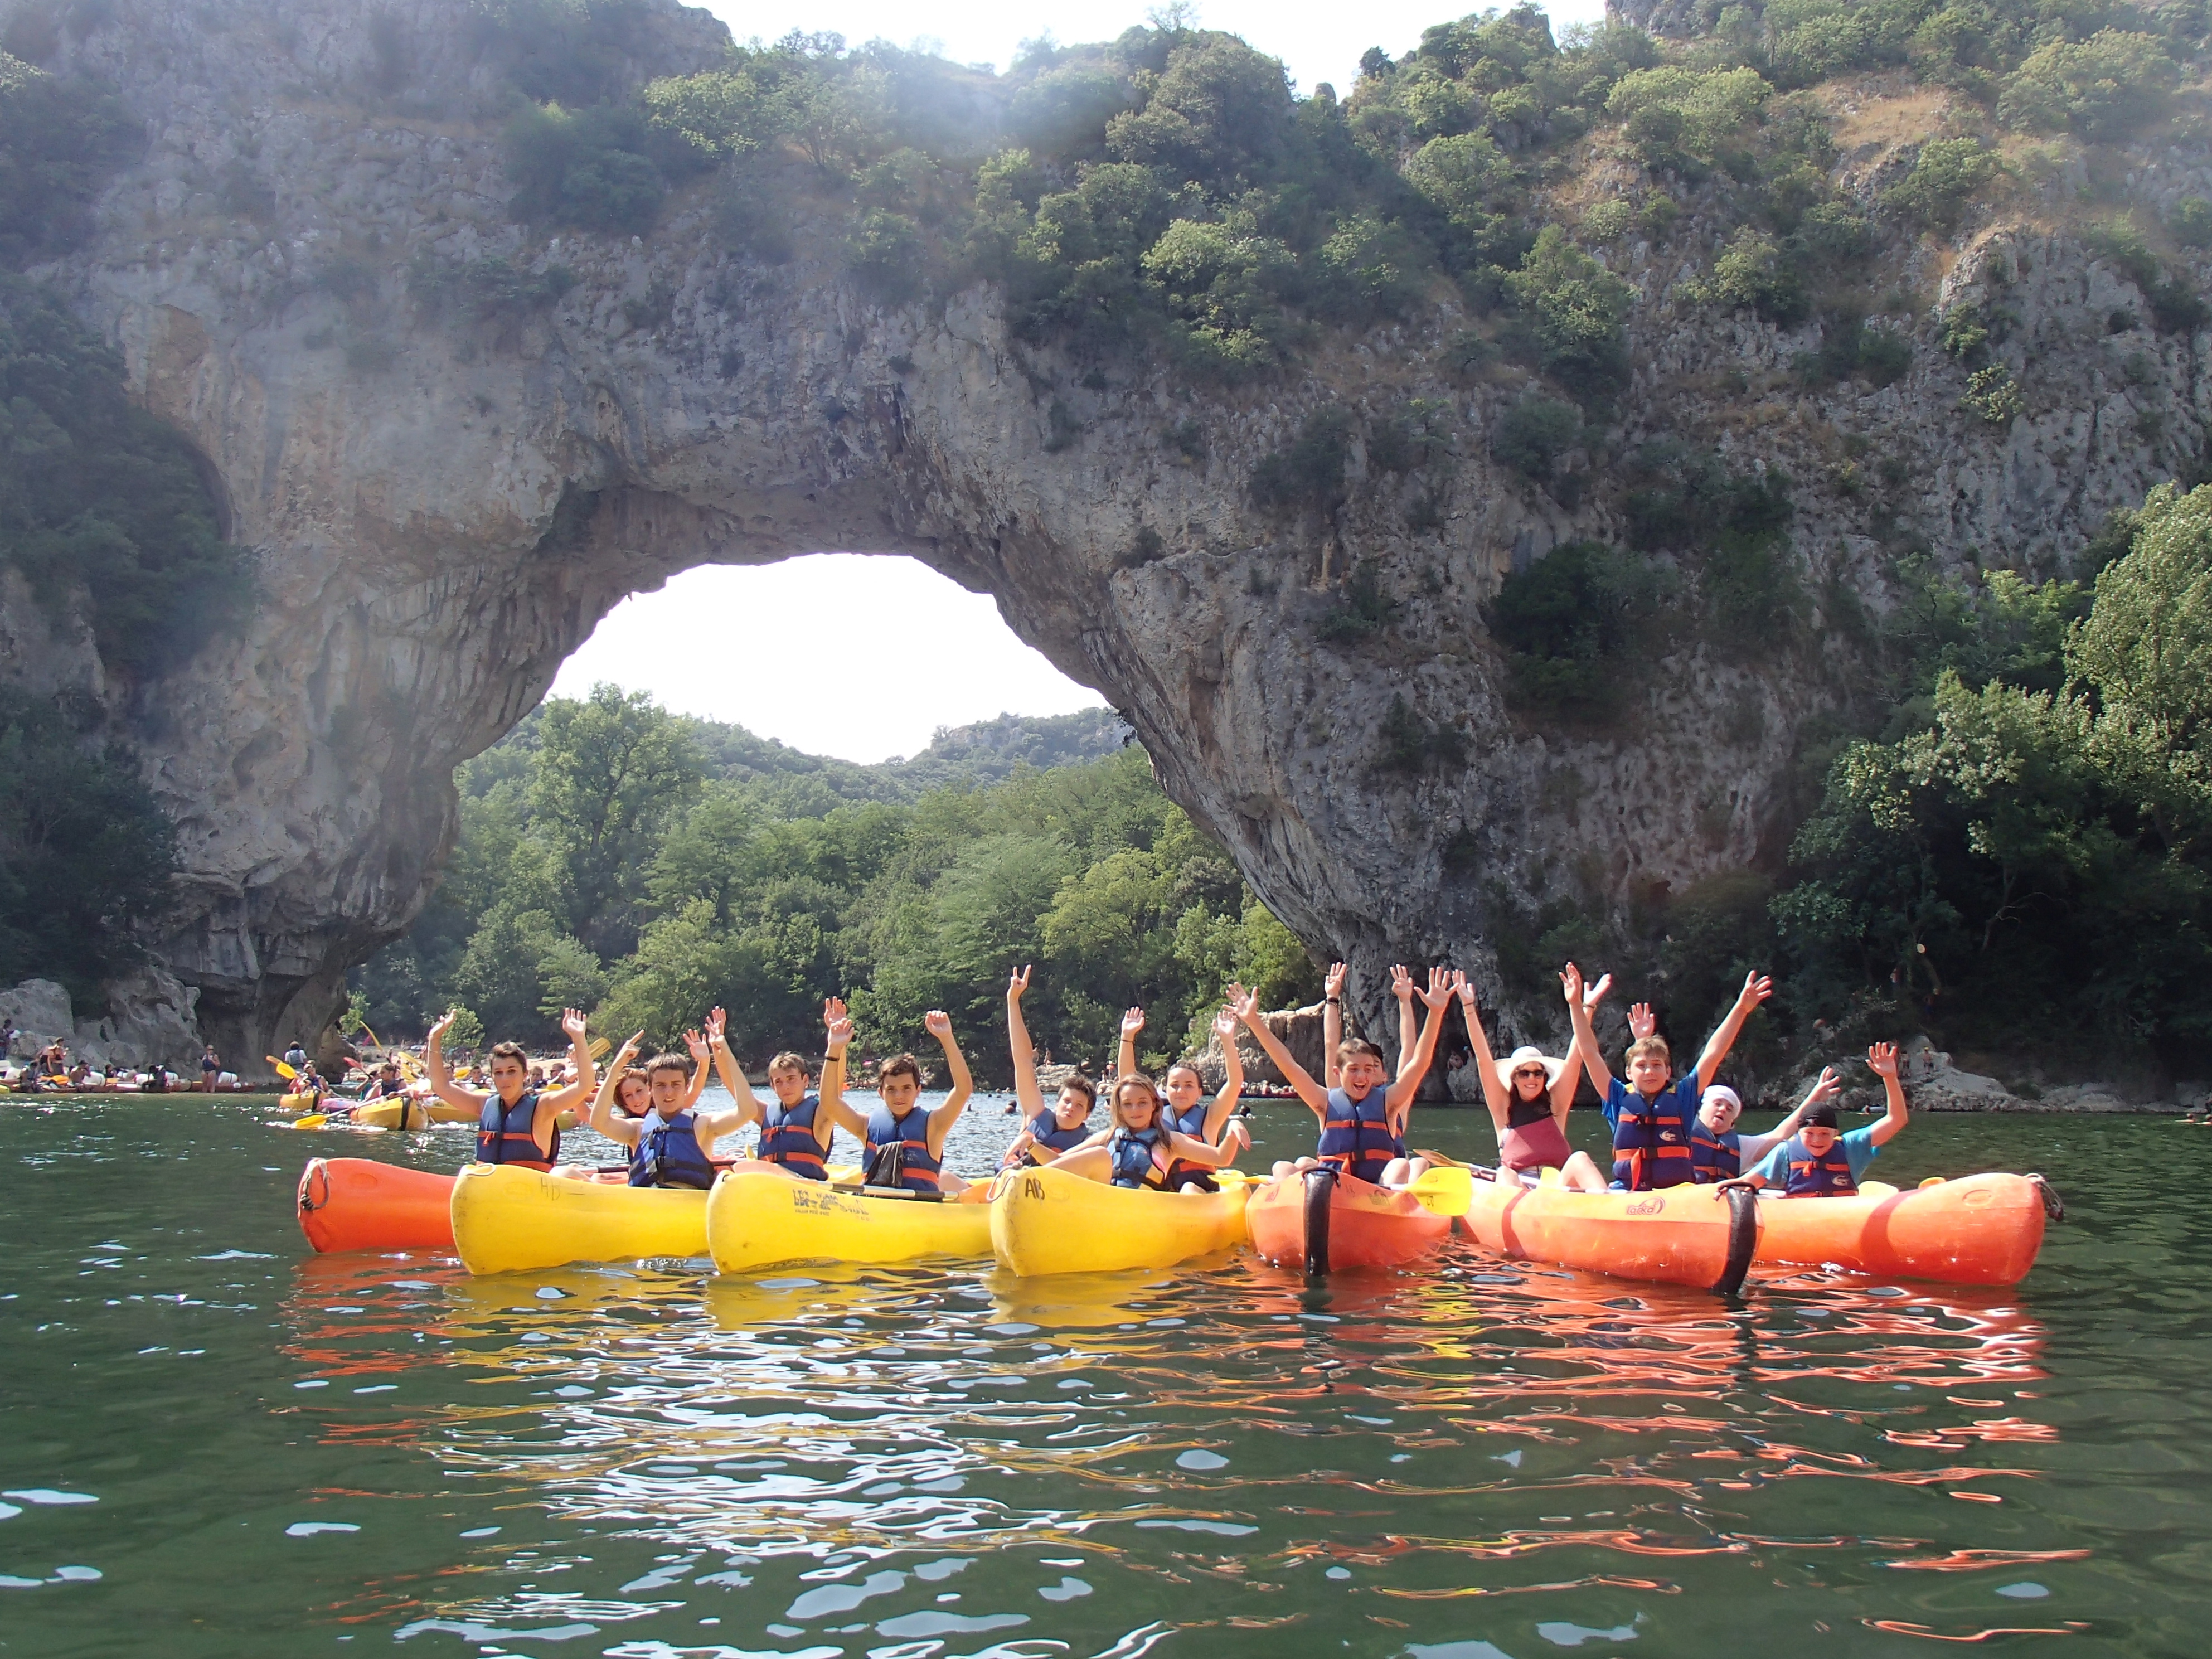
1494,1045,1566,1088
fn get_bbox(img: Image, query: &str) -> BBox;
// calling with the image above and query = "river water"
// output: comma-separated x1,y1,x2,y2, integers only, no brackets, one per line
2,1092,2206,1657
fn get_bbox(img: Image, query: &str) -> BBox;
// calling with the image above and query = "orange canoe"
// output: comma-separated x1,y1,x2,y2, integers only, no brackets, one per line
1464,1172,2050,1289
298,1157,455,1252
1246,1168,1452,1273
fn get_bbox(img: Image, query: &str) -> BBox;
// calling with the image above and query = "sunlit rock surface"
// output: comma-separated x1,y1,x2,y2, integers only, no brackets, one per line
10,0,2209,1071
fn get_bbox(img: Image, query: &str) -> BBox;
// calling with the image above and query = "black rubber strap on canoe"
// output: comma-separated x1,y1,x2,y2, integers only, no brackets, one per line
1713,1185,1758,1296
1302,1167,1335,1277
2029,1173,2065,1222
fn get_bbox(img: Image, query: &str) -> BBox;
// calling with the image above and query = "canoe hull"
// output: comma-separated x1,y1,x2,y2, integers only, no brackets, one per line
706,1169,993,1273
989,1165,1251,1276
450,1162,754,1275
297,1157,455,1252
1464,1172,2047,1287
1246,1170,1451,1272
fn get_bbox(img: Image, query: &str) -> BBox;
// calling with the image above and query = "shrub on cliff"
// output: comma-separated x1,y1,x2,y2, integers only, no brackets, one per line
0,279,252,680
1776,481,2212,1062
1884,138,2001,231
1487,539,1672,720
1999,30,2180,142
0,688,180,1005
0,52,138,268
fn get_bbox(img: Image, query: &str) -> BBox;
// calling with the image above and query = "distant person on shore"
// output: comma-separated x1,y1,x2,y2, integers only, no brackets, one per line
1002,967,1098,1171
1117,1000,1249,1190
1725,1042,1910,1196
1563,962,1773,1191
283,1039,308,1074
201,1044,221,1091
424,1007,595,1170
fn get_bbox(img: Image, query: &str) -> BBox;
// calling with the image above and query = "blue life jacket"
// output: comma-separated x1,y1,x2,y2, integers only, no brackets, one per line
629,1109,717,1189
1783,1140,1858,1197
1161,1097,1218,1183
865,1102,942,1192
1689,1120,1741,1182
1008,1105,1092,1168
476,1090,555,1169
1109,1126,1169,1189
1612,1083,1696,1190
759,1093,827,1180
1318,1085,1401,1185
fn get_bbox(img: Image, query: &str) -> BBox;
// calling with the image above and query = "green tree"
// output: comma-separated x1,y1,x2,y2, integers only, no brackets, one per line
530,684,704,954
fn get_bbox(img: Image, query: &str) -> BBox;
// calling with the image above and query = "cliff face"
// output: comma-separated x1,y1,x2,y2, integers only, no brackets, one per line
8,0,2210,1072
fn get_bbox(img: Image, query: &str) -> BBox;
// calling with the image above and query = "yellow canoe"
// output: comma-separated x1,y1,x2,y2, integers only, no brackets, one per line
705,1168,993,1273
989,1163,1253,1277
450,1162,714,1275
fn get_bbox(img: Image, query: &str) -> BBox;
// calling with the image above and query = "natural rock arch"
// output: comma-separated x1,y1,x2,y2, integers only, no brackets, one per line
10,0,2186,1073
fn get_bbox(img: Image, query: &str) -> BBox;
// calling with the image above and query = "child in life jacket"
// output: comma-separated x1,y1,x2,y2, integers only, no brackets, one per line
1230,970,1452,1187
1727,1043,1910,1196
1115,1000,1251,1191
703,998,852,1180
586,1015,740,1189
1689,1068,1837,1183
425,1007,596,1170
1002,966,1098,1170
1561,962,1772,1192
837,1010,976,1195
1045,1072,1240,1191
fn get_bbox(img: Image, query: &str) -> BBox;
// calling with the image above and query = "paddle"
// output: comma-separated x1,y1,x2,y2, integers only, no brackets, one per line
587,1036,613,1061
283,1114,329,1131
265,1055,299,1081
1405,1163,1474,1216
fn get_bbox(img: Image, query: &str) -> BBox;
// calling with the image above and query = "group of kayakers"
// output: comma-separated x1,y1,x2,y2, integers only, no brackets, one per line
400,953,1911,1204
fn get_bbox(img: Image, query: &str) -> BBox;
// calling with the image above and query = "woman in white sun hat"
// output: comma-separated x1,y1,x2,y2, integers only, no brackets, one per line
1454,977,1612,1192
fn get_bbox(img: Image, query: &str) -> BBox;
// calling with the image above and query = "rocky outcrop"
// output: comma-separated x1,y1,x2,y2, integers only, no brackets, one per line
8,0,2210,1075
1,968,202,1067
1185,1002,1333,1089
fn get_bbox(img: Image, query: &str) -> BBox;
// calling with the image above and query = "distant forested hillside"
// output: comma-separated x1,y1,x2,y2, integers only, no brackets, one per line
350,691,1311,1074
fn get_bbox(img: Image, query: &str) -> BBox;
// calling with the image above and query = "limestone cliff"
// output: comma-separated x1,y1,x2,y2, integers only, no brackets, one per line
5,0,2208,1076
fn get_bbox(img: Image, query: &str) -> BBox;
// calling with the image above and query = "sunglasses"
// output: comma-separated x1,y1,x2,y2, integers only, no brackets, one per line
1513,1066,1548,1080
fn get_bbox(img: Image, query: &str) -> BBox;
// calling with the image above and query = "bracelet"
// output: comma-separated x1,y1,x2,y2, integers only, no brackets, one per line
1326,996,1341,1005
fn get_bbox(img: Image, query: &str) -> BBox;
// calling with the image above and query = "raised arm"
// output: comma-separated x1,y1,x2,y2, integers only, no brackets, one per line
1007,967,1045,1118
921,1011,973,1153
816,997,865,1139
541,1010,596,1113
1384,972,1454,1113
1695,972,1774,1090
682,1025,714,1111
586,1031,647,1146
1390,964,1420,1080
1864,1042,1910,1146
704,1010,764,1126
1118,1005,1143,1080
1229,983,1328,1117
1204,1006,1246,1144
423,1010,483,1115
1322,961,1346,1088
1562,964,1617,1099
1457,978,1514,1124
1738,1068,1836,1167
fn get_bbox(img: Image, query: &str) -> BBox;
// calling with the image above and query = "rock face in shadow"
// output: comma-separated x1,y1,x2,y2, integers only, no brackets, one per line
10,0,2209,1070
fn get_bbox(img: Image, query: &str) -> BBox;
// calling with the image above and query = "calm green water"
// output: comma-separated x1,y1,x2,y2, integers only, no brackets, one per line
2,1095,2207,1658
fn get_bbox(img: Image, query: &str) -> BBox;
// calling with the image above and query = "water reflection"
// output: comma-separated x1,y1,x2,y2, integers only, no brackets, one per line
264,1237,2089,1652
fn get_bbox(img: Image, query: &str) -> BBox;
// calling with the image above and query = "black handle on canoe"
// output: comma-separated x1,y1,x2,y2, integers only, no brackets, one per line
1302,1167,1336,1277
1711,1184,1759,1297
2027,1173,2065,1222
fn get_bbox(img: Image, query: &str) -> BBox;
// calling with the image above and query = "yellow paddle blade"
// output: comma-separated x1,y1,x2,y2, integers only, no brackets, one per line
265,1055,298,1080
285,1114,328,1131
586,1036,612,1060
1408,1163,1474,1215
